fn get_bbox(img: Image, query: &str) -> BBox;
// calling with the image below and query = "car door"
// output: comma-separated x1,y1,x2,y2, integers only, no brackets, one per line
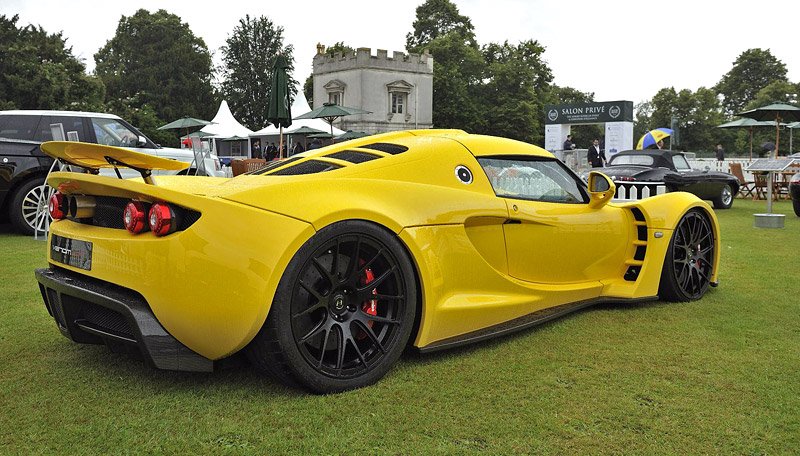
479,157,630,284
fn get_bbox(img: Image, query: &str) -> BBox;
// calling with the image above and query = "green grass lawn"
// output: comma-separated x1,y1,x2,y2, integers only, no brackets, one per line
2,200,799,454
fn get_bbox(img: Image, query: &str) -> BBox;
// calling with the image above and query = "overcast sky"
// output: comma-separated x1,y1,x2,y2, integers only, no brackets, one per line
3,0,799,105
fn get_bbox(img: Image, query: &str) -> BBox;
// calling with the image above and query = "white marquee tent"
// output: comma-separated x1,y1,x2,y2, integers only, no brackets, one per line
201,100,254,138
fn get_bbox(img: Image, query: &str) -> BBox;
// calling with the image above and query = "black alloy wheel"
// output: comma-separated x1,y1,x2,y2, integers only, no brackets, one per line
658,209,715,302
247,221,416,393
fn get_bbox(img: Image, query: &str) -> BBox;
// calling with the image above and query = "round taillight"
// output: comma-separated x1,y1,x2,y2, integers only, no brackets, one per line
123,201,148,233
48,192,66,220
148,203,177,236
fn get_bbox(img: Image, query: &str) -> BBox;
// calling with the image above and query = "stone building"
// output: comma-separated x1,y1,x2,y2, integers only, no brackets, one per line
312,46,433,134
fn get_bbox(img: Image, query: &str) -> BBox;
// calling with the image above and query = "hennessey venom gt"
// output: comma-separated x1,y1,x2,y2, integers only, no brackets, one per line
35,130,721,393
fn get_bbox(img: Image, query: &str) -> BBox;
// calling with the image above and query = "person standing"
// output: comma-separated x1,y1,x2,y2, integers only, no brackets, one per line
251,139,262,159
587,138,605,168
292,141,305,155
265,142,278,161
715,143,725,161
563,135,576,151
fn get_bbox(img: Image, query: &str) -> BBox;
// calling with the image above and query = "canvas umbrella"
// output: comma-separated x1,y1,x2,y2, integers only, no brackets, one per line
286,126,326,149
636,127,673,150
267,54,292,158
717,118,781,160
337,130,369,141
736,103,800,157
158,116,215,147
295,103,371,139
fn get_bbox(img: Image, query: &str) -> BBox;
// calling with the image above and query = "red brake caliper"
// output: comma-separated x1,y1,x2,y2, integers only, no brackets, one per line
362,268,378,323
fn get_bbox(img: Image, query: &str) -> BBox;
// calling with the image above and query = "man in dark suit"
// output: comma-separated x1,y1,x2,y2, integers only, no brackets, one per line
587,138,605,168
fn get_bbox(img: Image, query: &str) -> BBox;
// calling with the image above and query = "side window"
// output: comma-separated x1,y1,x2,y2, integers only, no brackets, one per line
478,157,587,204
35,116,87,142
91,117,139,147
0,115,40,140
672,155,692,171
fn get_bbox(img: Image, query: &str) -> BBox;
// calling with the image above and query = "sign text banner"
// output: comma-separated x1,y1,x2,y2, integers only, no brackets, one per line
545,101,634,125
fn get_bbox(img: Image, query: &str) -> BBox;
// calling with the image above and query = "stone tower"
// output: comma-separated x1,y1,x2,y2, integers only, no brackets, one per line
312,47,433,134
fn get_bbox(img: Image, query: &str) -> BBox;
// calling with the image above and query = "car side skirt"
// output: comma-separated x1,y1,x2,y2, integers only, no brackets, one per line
417,295,658,353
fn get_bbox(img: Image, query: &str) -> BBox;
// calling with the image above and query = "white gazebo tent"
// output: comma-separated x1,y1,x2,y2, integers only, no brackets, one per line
250,88,344,151
200,100,254,160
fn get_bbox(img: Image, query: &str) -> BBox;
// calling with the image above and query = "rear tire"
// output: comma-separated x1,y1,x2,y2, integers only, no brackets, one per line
9,178,51,236
658,209,715,302
246,220,417,393
793,196,800,217
712,184,733,209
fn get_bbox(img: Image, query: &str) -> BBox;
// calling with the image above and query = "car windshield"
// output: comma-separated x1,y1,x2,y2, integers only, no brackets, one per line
478,157,587,203
609,154,654,166
92,117,139,148
672,154,692,171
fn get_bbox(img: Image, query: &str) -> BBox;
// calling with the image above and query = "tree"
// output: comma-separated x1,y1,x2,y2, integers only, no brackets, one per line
647,87,725,152
479,40,553,144
715,48,788,116
423,32,484,131
0,14,104,111
743,80,800,110
220,15,296,130
406,0,476,52
94,9,217,125
304,42,354,106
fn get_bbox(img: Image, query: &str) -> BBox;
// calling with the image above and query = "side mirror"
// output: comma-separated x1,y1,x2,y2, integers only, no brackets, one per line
587,171,616,209
137,135,147,147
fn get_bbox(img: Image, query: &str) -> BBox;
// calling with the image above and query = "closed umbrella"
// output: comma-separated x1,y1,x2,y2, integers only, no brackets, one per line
736,103,800,157
267,55,292,158
636,128,673,150
295,103,371,139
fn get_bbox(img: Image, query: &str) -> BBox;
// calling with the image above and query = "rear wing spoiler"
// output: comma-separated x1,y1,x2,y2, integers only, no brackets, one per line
40,141,189,185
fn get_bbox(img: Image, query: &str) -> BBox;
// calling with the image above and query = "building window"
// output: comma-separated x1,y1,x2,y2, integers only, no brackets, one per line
386,80,413,121
391,92,406,114
324,79,346,106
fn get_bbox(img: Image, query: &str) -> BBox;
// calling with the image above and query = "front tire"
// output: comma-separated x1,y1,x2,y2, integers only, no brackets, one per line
247,220,417,393
712,184,733,209
658,209,715,302
9,178,51,236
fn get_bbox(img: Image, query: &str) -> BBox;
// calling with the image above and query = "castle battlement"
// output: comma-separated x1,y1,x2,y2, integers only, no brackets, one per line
313,47,433,75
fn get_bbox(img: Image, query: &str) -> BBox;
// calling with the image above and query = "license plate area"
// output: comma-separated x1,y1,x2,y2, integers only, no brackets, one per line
50,235,93,271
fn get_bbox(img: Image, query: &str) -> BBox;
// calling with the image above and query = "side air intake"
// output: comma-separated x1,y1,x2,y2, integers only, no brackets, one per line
623,207,648,282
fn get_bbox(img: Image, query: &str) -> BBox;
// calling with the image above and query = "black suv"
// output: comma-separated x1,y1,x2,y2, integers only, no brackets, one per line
0,110,221,235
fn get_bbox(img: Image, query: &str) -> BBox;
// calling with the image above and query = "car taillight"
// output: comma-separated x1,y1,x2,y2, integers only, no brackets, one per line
48,192,66,220
148,202,179,236
123,201,148,233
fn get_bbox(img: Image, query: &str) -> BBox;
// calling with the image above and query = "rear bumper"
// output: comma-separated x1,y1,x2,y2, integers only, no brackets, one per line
35,266,213,372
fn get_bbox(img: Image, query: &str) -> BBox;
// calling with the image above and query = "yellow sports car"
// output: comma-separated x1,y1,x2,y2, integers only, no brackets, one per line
35,130,720,393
